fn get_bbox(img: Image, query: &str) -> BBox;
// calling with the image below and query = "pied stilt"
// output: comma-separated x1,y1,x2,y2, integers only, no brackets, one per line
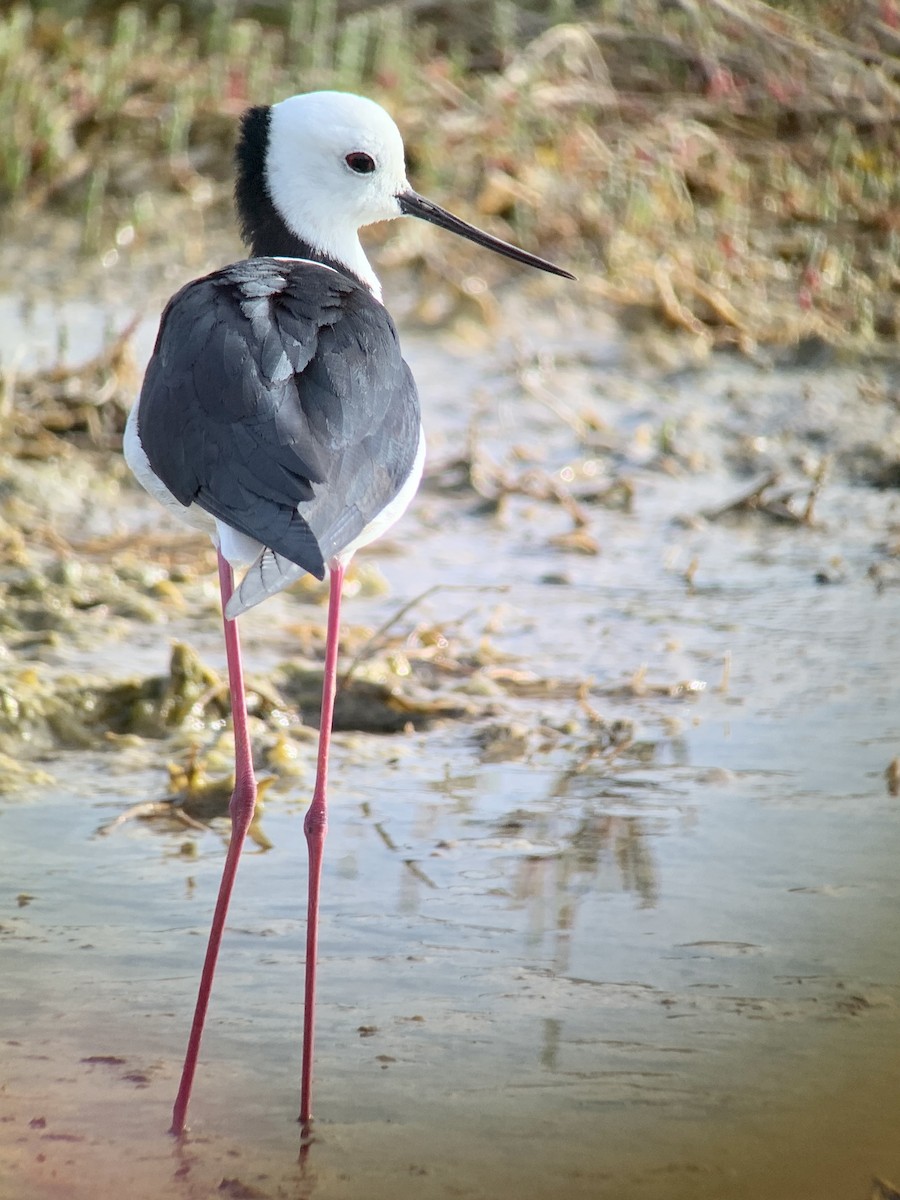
125,89,573,1136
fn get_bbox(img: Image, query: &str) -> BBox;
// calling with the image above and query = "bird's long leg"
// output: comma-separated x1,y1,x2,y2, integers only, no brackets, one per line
299,557,345,1127
170,552,258,1136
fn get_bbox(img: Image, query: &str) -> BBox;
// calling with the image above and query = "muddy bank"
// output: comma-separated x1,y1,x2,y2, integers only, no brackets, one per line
0,257,899,1198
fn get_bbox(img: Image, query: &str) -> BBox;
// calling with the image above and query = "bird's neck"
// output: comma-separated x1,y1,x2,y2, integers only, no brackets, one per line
234,106,381,300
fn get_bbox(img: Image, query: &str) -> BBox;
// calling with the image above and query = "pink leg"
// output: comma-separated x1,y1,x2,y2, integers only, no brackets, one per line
299,558,345,1127
170,553,258,1136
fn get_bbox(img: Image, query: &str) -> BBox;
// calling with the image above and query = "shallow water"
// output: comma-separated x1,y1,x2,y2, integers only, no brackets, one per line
1,280,899,1200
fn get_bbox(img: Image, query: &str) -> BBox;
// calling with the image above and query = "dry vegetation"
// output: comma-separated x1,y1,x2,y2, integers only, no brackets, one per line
2,0,899,353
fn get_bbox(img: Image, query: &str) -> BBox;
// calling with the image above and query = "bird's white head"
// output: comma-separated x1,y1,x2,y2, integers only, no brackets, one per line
265,91,409,297
255,90,573,300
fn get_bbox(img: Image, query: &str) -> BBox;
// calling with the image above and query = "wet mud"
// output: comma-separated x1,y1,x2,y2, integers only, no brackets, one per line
0,265,899,1199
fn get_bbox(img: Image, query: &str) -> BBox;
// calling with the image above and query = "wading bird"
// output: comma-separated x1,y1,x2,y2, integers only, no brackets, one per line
125,89,572,1136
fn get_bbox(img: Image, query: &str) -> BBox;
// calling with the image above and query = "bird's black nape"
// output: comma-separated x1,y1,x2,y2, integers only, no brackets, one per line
234,106,283,255
234,105,361,283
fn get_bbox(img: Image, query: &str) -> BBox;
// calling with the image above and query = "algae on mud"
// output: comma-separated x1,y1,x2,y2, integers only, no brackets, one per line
2,292,900,1200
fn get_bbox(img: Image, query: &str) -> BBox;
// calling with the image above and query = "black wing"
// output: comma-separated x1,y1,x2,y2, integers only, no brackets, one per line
137,258,421,580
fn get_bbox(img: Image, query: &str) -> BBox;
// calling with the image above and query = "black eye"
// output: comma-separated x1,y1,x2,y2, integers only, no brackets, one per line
345,152,376,175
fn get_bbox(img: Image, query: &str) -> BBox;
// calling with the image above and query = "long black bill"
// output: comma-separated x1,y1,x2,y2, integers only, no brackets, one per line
398,190,575,280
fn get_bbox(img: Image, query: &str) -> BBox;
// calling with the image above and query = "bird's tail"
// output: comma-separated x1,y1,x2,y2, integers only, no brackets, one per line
225,548,308,618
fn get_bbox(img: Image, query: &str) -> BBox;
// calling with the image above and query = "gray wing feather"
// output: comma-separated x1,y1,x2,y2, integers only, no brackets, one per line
136,259,421,583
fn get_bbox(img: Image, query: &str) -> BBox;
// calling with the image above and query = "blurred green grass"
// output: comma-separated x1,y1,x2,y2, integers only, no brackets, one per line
3,0,899,354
